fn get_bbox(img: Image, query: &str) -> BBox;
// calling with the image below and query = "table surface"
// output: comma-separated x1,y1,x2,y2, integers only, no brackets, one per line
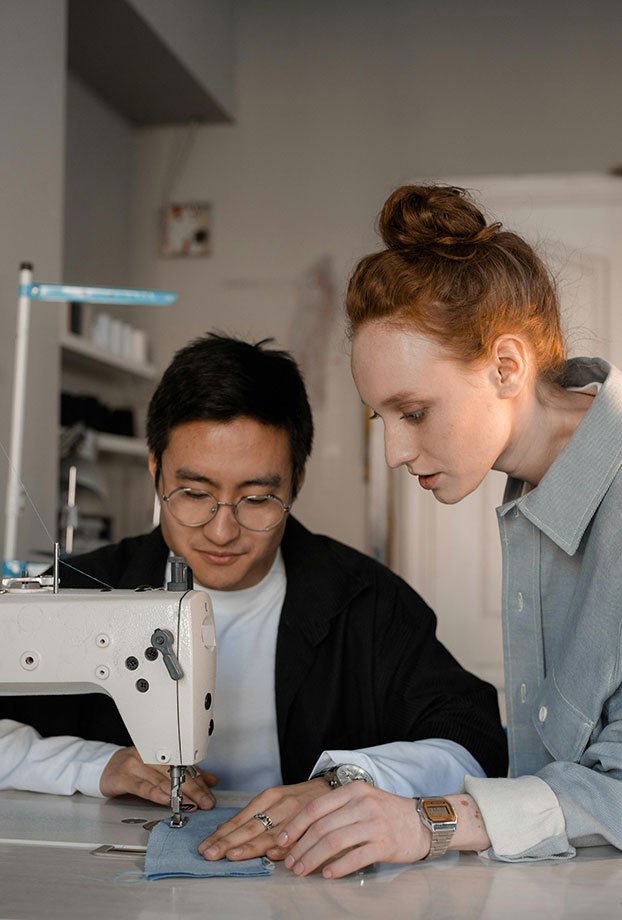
1,789,621,920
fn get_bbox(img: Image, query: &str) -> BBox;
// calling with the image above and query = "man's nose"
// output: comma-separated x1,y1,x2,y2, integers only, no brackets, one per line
202,502,240,542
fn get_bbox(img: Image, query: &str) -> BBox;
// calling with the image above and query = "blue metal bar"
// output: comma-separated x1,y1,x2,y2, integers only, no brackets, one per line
19,283,176,306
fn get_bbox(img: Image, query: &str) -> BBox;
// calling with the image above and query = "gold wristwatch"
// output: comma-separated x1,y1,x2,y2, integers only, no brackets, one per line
415,797,457,859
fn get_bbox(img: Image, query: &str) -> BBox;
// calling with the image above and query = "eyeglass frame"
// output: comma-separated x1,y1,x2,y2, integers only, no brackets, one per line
160,484,292,532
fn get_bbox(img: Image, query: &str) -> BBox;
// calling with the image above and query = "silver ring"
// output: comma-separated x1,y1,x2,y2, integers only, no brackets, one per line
253,812,273,830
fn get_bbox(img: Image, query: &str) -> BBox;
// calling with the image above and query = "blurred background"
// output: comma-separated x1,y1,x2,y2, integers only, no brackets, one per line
1,0,621,708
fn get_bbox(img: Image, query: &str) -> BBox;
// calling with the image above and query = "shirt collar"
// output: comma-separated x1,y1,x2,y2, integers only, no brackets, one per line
498,357,622,555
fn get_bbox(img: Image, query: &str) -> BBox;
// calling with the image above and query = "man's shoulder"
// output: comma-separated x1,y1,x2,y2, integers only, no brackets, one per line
283,516,417,595
59,528,167,588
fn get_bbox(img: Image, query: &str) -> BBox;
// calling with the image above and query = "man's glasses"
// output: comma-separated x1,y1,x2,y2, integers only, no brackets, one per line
161,486,291,532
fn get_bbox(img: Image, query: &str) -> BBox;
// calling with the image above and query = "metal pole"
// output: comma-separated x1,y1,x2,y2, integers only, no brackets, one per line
4,263,33,562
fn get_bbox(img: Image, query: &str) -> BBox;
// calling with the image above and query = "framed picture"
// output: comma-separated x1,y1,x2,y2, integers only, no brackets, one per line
160,202,212,257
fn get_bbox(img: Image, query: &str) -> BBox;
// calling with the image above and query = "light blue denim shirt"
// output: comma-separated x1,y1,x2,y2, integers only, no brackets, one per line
467,357,622,860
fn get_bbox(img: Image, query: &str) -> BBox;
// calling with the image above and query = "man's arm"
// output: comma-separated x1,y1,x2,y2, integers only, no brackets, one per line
0,719,120,797
0,719,217,808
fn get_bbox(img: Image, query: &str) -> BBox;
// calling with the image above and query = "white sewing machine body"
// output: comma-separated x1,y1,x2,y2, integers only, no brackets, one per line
0,585,216,769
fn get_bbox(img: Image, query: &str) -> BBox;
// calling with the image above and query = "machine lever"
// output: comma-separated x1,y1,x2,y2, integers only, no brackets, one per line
151,628,184,680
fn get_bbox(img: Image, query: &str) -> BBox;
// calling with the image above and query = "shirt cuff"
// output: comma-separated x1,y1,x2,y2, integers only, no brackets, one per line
75,744,123,797
464,774,574,861
310,740,484,796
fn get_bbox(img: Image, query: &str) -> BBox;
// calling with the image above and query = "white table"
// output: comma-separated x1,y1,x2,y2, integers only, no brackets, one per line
1,789,620,920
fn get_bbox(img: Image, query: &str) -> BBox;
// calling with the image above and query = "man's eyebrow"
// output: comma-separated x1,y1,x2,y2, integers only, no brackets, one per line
174,469,283,490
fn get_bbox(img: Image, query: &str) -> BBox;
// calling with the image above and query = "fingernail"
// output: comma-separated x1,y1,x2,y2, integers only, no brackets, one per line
205,846,220,858
322,867,333,879
277,832,289,846
228,848,242,858
284,854,295,869
293,861,305,875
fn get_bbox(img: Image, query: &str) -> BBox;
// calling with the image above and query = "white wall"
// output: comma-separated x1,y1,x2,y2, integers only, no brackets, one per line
129,0,235,118
126,0,622,552
64,75,135,286
0,0,66,563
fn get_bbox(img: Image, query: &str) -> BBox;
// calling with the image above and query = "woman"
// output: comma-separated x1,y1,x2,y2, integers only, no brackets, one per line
276,183,622,877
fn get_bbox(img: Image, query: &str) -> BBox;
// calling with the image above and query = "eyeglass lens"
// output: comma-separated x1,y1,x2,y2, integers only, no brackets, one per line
166,490,286,531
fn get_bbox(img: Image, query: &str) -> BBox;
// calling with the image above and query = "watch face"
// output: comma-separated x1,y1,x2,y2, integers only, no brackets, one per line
421,799,456,823
336,764,371,785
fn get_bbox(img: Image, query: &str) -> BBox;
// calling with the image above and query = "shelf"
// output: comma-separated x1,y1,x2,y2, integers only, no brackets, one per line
96,433,148,458
60,332,157,380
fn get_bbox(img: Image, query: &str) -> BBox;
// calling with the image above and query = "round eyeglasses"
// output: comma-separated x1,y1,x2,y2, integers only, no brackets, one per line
161,487,291,532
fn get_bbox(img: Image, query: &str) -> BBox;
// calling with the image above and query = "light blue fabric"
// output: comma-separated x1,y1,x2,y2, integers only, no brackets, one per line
144,808,273,880
495,357,622,859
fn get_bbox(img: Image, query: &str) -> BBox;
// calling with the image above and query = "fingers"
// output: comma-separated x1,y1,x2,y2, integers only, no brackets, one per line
99,747,216,809
180,773,216,810
280,785,427,878
198,814,279,861
198,780,328,862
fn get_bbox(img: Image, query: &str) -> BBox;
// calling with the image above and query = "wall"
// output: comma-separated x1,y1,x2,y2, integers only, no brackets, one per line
129,0,235,118
0,0,66,563
126,0,622,551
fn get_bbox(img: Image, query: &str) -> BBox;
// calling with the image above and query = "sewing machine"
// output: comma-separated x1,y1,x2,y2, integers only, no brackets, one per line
0,558,216,827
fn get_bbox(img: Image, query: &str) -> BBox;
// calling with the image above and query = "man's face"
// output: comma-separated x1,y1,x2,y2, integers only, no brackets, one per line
151,418,296,591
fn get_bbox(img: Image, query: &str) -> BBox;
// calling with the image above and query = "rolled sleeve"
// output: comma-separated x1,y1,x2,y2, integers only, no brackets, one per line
464,774,575,861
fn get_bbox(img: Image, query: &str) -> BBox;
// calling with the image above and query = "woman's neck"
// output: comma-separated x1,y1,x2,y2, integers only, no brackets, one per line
495,386,595,487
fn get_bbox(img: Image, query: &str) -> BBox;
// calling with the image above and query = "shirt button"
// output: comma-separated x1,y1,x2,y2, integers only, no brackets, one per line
517,592,524,612
539,706,548,722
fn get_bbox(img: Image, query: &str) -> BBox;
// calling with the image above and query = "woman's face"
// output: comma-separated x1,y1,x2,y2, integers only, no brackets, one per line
351,321,514,504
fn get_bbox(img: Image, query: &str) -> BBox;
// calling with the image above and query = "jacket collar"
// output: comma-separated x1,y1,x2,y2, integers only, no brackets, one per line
499,358,622,555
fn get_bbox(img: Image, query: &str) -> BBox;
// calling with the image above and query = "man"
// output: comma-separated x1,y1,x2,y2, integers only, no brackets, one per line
0,333,507,858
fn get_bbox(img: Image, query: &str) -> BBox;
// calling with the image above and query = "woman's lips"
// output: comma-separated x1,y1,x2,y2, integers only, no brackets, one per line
418,473,439,490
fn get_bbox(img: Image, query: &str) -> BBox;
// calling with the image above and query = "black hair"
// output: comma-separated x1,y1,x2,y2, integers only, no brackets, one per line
146,332,314,498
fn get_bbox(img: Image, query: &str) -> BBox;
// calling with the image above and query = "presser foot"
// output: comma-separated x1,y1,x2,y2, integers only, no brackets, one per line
168,764,199,828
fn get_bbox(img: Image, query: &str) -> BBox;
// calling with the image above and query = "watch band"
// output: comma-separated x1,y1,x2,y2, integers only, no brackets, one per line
415,797,457,860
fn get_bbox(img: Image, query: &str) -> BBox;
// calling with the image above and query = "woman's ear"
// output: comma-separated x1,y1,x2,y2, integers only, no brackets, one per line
492,335,530,398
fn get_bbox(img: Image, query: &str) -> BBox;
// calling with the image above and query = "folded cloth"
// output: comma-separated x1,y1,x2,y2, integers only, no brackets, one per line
144,807,273,880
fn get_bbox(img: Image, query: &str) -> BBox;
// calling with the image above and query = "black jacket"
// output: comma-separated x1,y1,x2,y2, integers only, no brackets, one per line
1,518,508,781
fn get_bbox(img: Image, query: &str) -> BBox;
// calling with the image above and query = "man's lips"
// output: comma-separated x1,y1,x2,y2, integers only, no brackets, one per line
196,550,243,565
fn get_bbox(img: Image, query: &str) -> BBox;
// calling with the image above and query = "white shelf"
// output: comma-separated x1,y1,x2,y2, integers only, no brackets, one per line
95,432,148,458
60,332,157,380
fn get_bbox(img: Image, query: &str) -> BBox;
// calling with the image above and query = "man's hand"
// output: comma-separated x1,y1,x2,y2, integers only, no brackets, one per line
197,778,329,862
99,746,218,810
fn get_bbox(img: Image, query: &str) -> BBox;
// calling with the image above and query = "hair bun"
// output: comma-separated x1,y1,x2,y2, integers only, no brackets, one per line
379,185,501,260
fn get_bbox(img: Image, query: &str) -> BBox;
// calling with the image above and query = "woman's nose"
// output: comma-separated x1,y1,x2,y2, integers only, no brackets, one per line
384,427,418,470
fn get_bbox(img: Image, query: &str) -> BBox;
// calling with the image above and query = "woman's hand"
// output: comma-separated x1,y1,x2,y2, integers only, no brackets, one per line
277,782,431,878
198,778,329,862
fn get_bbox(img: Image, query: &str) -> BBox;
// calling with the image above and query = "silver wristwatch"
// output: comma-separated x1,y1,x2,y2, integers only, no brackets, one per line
415,797,457,859
313,763,375,789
